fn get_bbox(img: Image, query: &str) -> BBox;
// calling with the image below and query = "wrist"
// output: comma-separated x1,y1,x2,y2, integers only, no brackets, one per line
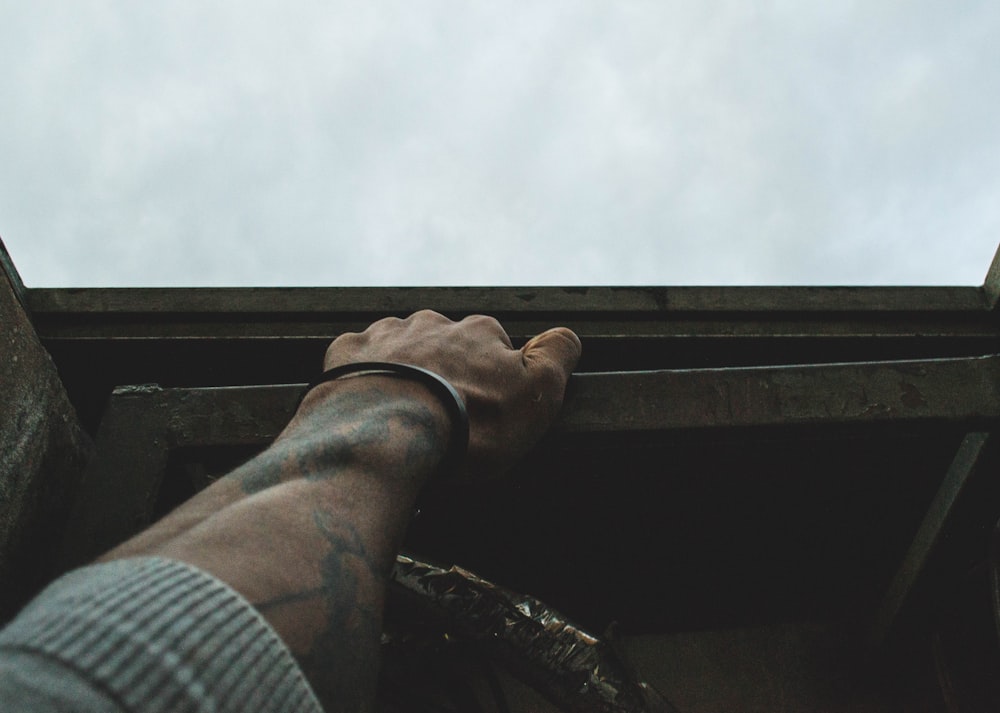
297,362,469,481
281,373,452,485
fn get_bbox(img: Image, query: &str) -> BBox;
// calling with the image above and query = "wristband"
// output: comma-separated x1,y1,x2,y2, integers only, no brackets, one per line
301,362,470,480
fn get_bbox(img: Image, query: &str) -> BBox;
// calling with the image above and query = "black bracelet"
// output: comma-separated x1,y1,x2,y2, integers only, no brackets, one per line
301,362,469,480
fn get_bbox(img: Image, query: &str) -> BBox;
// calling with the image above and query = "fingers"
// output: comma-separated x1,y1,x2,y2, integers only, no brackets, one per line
327,314,580,391
521,327,582,384
317,313,579,478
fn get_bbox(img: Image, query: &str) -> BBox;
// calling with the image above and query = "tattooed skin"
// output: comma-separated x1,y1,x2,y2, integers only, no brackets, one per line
302,511,383,711
238,382,446,713
239,385,443,495
254,512,383,712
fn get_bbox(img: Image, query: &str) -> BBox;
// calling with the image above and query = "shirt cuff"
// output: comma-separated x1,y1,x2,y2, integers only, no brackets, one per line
0,557,324,713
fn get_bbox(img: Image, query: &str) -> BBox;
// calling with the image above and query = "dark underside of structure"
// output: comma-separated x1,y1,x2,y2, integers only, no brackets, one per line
4,241,1000,711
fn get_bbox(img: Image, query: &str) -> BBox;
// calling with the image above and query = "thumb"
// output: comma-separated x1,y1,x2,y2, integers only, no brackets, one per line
521,327,582,383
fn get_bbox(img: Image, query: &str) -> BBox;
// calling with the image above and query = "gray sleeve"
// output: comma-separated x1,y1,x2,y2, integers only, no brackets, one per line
0,557,324,713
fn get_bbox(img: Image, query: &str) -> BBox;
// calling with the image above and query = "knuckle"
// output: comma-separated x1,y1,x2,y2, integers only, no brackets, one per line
462,313,495,325
411,309,449,323
463,314,505,334
329,330,360,347
372,316,405,329
325,331,363,362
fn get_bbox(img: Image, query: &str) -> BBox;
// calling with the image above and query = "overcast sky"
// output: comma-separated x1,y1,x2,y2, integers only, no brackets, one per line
1,2,998,287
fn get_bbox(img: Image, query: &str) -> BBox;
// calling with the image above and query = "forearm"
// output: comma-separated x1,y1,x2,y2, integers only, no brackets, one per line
102,375,450,711
104,376,448,557
90,310,580,712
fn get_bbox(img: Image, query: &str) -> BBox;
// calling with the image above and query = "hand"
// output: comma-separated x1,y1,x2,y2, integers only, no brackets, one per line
322,310,581,478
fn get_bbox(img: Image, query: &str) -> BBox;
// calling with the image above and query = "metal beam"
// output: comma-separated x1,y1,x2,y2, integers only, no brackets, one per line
868,432,992,648
59,355,1000,567
27,286,998,342
560,356,1000,433
32,318,1000,341
27,285,990,314
78,355,1000,445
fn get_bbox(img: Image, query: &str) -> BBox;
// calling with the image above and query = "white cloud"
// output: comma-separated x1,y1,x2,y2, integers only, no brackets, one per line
1,1,997,286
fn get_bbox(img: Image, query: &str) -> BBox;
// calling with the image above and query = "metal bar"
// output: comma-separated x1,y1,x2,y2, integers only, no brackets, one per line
29,286,1000,346
868,432,992,648
559,356,1000,434
32,317,1000,341
57,355,1000,568
27,285,989,315
90,355,1000,448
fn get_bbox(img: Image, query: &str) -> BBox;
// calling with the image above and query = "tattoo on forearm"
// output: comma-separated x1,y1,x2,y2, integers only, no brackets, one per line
264,511,383,712
236,384,445,711
238,386,443,494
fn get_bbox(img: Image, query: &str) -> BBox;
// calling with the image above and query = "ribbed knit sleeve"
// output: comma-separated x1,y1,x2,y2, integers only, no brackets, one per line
0,557,324,713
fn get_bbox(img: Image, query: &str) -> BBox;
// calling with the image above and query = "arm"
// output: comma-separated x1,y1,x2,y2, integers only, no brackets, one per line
98,310,581,712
